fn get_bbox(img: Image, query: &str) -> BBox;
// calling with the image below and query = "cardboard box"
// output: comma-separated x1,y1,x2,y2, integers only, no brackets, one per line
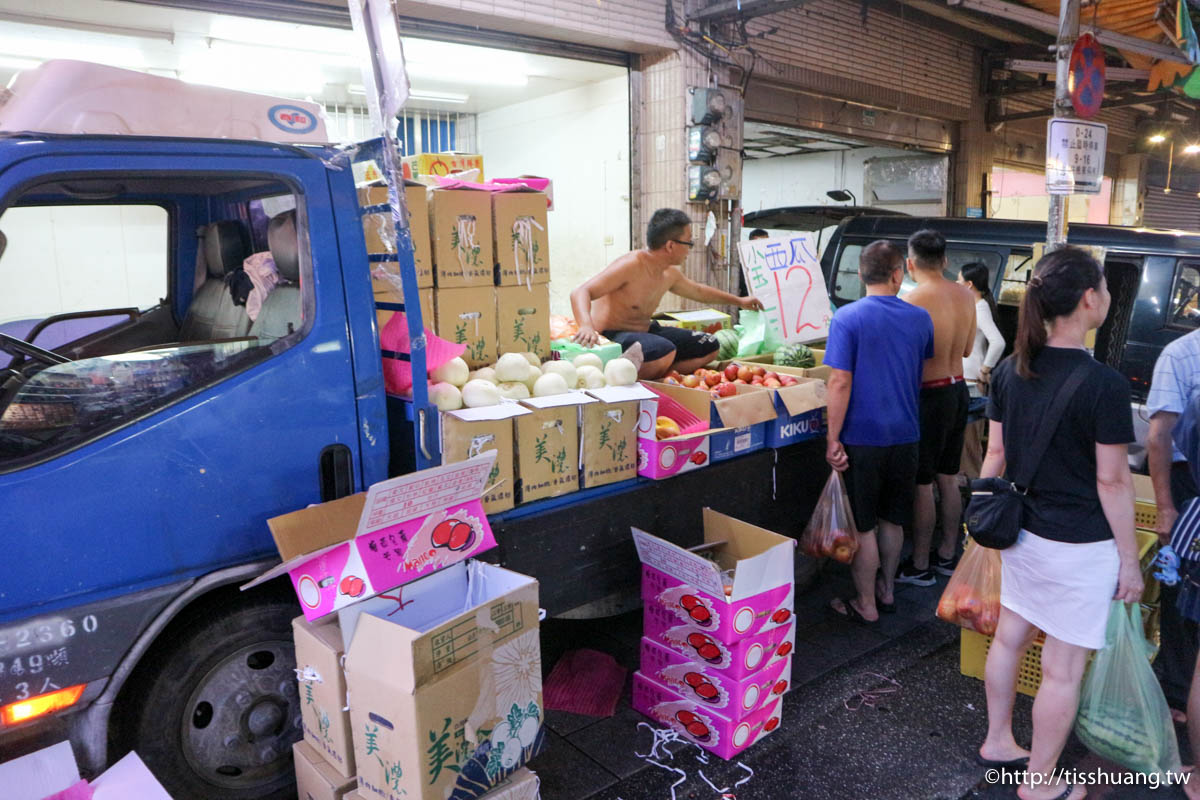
516,394,593,503
580,385,657,489
376,288,434,332
633,510,795,644
719,364,828,448
632,670,781,760
635,384,711,480
341,562,544,800
360,184,434,289
640,605,795,683
496,285,550,360
430,189,495,288
294,740,357,800
477,768,540,800
294,617,356,777
441,404,531,514
243,454,499,621
639,636,789,720
653,309,732,332
402,152,484,182
650,382,777,464
493,191,550,287
436,287,497,368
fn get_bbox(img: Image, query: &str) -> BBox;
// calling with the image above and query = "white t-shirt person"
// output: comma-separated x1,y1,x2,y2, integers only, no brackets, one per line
964,298,1005,382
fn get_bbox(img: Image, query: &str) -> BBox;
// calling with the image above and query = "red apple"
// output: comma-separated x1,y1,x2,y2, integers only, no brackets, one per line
764,371,779,382
715,382,737,398
751,376,764,385
704,371,722,387
733,378,747,385
737,366,753,382
763,377,782,388
723,364,740,382
751,366,767,378
780,376,798,386
682,374,701,388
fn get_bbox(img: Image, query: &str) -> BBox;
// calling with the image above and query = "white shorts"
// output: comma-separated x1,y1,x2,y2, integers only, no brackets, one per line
1000,529,1119,649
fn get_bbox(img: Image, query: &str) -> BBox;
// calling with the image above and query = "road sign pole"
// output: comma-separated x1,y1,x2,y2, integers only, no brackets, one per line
1047,0,1080,251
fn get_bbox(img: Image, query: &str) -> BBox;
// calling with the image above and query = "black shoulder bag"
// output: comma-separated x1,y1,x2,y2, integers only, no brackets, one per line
965,363,1090,549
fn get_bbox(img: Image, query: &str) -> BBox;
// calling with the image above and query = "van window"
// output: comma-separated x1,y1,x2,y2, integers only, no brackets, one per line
0,179,311,469
835,243,1001,301
1169,263,1200,330
999,250,1034,307
833,244,864,300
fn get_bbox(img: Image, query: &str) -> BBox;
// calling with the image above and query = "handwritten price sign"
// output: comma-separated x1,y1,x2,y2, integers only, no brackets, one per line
738,234,832,344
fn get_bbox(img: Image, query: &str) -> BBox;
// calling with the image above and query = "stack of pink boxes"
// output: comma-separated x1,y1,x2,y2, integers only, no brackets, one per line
631,509,796,759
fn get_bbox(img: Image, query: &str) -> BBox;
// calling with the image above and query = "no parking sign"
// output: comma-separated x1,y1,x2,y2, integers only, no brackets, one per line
1069,32,1106,119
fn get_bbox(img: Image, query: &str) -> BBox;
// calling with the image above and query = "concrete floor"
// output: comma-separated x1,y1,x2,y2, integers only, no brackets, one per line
529,564,1190,800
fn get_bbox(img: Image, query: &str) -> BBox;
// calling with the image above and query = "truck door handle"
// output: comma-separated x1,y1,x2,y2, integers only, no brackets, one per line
319,444,354,501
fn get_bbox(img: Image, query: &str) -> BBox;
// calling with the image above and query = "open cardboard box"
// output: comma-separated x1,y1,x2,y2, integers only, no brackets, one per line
580,384,656,488
294,616,356,777
647,380,777,462
441,404,531,514
717,363,827,447
243,453,499,621
633,509,795,646
636,382,711,479
339,561,544,800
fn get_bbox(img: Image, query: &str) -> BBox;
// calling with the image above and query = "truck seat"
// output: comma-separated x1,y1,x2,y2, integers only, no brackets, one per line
180,220,252,341
250,211,301,344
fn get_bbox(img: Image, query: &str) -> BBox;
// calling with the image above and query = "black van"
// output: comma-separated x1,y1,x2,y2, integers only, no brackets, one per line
746,209,1200,403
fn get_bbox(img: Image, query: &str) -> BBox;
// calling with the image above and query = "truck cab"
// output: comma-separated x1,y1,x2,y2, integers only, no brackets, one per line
0,63,402,800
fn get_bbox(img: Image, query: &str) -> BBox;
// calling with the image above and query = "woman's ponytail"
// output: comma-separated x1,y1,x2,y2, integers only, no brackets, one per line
1013,247,1103,379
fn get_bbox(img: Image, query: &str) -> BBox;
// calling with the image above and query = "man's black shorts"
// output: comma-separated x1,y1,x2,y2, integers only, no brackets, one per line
603,321,719,363
917,381,970,484
844,443,920,532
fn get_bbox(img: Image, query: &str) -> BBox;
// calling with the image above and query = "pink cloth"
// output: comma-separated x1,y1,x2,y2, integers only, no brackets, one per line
380,313,466,396
243,251,281,321
43,780,93,800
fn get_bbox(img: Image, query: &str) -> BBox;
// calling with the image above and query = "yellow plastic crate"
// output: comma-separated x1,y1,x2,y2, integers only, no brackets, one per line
1135,500,1157,531
959,530,1159,697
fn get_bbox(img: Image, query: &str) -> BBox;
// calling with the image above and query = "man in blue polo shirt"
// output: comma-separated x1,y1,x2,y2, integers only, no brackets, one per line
825,240,935,623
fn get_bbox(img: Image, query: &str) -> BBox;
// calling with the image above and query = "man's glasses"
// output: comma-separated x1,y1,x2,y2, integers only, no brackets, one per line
671,239,695,248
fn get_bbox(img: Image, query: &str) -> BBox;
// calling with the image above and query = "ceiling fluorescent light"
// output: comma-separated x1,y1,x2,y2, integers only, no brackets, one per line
409,89,469,104
405,62,527,87
0,55,40,71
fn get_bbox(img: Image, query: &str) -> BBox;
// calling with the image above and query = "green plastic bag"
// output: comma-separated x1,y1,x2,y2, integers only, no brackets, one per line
735,310,765,357
1074,601,1181,776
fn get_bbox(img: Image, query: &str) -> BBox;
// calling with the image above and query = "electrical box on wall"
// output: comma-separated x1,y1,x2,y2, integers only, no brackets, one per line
690,88,728,126
686,85,742,203
688,125,720,164
688,165,722,201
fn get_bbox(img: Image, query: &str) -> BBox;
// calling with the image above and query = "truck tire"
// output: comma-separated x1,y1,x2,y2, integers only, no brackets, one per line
123,596,302,800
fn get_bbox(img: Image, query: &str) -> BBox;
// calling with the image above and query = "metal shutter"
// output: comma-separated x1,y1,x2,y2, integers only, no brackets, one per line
1144,185,1200,231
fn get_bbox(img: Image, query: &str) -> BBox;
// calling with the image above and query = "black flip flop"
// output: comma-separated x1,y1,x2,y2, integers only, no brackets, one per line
974,753,1029,769
1047,783,1077,800
830,596,877,625
875,579,896,614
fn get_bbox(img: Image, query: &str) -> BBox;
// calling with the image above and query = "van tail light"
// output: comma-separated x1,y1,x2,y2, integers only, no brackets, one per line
0,684,86,726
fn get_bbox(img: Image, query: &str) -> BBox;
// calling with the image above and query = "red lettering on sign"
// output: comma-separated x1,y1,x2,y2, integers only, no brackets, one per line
772,265,821,336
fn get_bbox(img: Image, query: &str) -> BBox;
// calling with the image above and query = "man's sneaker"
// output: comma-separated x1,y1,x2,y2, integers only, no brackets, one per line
933,552,960,577
895,560,937,587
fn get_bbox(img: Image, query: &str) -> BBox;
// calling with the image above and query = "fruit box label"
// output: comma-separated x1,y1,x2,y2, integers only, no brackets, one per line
767,405,825,447
709,423,765,462
643,603,795,682
639,636,789,720
633,671,782,760
641,564,794,644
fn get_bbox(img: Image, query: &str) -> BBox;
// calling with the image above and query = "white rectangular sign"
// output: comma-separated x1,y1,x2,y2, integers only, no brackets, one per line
1046,118,1107,195
738,233,832,344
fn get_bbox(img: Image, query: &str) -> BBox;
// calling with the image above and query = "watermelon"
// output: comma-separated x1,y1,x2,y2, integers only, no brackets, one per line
714,328,739,360
775,342,816,368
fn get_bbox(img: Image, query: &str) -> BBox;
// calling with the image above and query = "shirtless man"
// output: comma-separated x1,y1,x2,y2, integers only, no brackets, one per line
895,229,977,587
570,208,763,379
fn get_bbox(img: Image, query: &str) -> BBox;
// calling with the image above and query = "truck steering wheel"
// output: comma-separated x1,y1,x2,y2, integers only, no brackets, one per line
0,333,72,367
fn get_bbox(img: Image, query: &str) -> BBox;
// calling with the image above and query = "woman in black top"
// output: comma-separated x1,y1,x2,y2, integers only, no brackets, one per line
976,248,1143,800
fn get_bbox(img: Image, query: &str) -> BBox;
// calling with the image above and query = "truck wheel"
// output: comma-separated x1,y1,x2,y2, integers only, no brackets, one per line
124,596,301,800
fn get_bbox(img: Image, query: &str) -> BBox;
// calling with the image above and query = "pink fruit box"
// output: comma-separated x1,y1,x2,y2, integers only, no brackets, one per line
633,508,796,645
243,452,499,621
643,602,795,682
633,671,783,760
639,636,790,720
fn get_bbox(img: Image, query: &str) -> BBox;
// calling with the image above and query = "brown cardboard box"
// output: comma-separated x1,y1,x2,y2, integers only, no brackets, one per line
359,184,434,289
580,385,657,488
435,287,497,368
293,616,356,778
294,740,357,800
341,562,543,800
495,285,550,360
516,394,593,503
441,404,531,514
493,191,550,286
430,189,495,288
376,288,434,332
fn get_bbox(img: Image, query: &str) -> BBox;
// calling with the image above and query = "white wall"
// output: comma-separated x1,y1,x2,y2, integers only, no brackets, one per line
741,147,945,218
476,74,631,316
0,205,168,324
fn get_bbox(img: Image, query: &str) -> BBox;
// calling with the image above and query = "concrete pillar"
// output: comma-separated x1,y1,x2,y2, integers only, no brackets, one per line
1110,153,1147,226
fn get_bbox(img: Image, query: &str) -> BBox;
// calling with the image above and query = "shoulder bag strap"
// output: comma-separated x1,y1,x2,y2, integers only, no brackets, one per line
1009,361,1092,491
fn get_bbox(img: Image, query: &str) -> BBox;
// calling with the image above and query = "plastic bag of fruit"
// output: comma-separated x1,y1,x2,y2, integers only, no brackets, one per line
799,472,859,564
936,540,1001,635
